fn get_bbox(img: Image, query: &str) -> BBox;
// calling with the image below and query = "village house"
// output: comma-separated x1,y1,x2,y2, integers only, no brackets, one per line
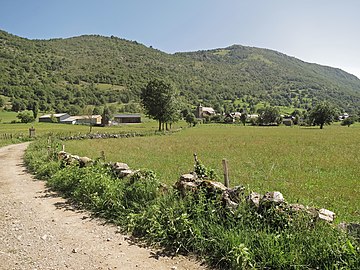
338,113,349,121
113,114,141,124
224,112,242,123
196,104,216,118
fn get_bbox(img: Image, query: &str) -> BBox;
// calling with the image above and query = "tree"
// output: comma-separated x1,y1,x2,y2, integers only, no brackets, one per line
101,106,112,126
32,101,39,119
185,112,197,127
210,114,224,123
341,116,356,127
68,105,81,116
240,112,247,126
11,99,26,112
83,105,95,133
257,106,281,125
92,106,103,115
213,102,224,115
0,96,4,108
50,114,58,123
309,102,337,129
141,79,178,131
163,97,180,130
17,112,35,123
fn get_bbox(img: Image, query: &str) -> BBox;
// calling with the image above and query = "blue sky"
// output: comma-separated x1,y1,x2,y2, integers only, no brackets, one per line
1,0,360,78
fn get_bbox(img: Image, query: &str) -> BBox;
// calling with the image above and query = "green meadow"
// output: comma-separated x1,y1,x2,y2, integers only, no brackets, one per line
0,110,184,147
65,124,360,223
1,107,359,223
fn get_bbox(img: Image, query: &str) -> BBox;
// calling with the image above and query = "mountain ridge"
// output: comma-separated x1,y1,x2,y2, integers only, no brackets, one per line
1,29,360,113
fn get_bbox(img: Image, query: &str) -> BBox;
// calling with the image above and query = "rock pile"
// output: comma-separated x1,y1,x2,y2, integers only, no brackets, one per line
339,222,360,240
61,133,143,141
58,151,93,168
58,151,136,178
175,172,336,223
110,162,136,178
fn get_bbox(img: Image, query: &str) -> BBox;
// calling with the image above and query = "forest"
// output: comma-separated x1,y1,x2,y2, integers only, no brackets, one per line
1,29,360,114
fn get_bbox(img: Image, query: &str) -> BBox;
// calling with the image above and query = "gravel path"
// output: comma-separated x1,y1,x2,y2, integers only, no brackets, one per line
0,143,207,270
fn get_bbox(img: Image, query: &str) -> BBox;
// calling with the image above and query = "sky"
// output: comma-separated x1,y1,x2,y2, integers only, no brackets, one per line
1,0,360,78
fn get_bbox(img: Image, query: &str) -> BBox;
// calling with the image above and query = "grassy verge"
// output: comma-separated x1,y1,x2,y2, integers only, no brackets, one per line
25,138,360,269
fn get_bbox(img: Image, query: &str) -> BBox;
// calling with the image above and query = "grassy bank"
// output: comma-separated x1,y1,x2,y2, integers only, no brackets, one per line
64,124,360,223
24,138,360,269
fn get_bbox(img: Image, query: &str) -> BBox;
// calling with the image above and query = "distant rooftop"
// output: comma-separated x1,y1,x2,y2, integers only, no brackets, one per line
39,113,68,118
114,114,141,118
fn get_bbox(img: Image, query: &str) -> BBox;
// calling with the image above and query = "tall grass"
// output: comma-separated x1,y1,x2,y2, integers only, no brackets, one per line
24,138,360,269
64,124,360,222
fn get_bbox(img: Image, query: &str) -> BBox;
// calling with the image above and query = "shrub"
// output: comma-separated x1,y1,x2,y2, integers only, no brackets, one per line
17,111,35,123
341,116,356,127
194,160,218,180
122,170,161,212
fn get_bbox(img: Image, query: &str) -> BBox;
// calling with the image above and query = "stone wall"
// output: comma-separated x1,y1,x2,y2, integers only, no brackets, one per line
57,150,360,240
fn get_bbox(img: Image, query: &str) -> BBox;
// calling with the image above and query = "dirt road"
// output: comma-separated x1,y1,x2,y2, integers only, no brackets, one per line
0,143,207,270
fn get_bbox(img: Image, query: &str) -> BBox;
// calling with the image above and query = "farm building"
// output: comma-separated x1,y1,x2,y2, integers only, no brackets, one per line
282,118,294,126
338,113,349,120
60,116,79,125
248,114,259,119
196,104,216,118
39,113,70,123
224,112,242,123
113,114,141,124
70,115,102,125
39,113,102,125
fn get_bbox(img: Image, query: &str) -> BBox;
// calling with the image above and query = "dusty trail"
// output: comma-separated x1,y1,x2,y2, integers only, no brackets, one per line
0,143,207,270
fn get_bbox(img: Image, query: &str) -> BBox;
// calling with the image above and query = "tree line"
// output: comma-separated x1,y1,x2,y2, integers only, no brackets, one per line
3,77,357,129
140,79,357,130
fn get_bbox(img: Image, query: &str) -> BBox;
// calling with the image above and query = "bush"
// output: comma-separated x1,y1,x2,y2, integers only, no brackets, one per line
341,116,356,127
17,111,35,123
209,114,224,123
122,170,161,211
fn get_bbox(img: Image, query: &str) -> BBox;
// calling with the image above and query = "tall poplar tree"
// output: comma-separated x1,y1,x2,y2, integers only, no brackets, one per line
141,79,178,131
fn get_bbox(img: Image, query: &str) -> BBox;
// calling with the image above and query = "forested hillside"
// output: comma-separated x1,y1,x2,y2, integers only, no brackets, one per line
1,29,360,113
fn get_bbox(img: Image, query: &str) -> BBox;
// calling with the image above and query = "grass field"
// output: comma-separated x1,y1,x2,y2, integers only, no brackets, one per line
0,110,187,147
0,110,20,123
65,123,360,223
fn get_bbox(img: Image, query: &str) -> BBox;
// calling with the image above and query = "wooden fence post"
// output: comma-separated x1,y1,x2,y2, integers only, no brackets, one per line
222,158,230,188
62,144,65,152
193,153,198,164
100,150,106,162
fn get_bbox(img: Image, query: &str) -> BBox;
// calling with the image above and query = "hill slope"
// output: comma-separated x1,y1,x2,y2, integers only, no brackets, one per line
1,30,360,113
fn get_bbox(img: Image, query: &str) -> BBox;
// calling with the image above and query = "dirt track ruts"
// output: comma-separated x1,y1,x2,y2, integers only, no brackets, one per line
0,142,207,270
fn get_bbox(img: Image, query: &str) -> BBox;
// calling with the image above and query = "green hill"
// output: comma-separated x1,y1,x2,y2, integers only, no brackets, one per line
1,29,360,113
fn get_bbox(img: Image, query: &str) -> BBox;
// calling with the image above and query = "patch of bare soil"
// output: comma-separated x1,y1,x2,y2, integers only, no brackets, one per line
0,143,207,270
